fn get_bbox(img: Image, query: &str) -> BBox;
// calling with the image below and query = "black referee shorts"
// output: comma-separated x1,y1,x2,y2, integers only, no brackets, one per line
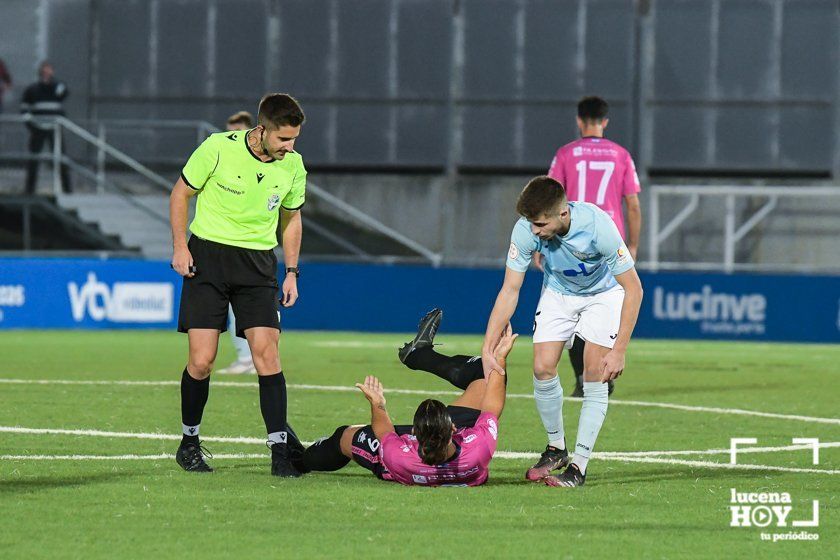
177,236,280,338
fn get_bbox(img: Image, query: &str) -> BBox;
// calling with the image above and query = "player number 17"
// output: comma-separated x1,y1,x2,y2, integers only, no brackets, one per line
575,160,615,205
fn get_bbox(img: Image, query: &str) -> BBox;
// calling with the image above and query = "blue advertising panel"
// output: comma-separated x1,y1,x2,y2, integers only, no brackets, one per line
0,259,177,330
636,271,840,343
0,258,838,343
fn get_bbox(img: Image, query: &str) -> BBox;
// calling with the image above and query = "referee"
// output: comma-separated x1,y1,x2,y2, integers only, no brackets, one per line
170,93,306,477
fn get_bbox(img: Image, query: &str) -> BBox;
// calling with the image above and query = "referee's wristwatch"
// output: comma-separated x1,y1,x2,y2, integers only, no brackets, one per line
285,266,300,278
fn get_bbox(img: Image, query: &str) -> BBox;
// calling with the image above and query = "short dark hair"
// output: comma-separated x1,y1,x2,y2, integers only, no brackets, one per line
413,399,453,465
258,93,305,129
516,176,568,221
226,110,254,128
577,96,609,122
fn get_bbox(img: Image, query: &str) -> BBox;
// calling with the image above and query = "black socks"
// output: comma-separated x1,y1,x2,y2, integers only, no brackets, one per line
259,372,288,446
569,336,585,379
298,426,351,473
180,368,209,445
403,346,484,390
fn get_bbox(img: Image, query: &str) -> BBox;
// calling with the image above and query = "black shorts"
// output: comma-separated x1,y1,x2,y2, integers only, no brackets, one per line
177,236,280,338
350,406,481,479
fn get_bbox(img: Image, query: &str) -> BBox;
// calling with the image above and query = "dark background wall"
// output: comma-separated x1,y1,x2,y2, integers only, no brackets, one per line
1,0,838,176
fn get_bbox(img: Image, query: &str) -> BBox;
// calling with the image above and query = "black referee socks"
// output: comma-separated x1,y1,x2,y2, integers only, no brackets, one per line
180,368,209,445
258,372,288,445
403,346,485,390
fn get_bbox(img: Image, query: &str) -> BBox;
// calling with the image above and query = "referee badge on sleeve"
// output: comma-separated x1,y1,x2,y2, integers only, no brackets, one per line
267,194,280,211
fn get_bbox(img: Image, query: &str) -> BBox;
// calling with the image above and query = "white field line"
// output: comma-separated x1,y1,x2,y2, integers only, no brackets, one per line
0,426,266,445
1,425,838,475
593,456,840,476
2,377,839,426
595,441,840,457
0,453,265,461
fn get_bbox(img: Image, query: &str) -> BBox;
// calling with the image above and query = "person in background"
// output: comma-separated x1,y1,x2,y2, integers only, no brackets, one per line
217,110,259,375
545,96,642,397
21,61,71,194
0,58,12,114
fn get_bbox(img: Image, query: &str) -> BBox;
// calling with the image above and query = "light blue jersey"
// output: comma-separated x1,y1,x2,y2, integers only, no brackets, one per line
505,202,635,296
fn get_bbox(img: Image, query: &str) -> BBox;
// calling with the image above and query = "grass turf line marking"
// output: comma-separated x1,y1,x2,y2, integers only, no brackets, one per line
0,426,266,445
0,453,265,461
2,377,839,426
596,441,840,457
597,456,840,476
2,426,838,475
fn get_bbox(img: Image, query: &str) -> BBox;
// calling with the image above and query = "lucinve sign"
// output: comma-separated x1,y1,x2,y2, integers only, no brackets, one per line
67,272,173,323
653,285,766,322
652,285,767,335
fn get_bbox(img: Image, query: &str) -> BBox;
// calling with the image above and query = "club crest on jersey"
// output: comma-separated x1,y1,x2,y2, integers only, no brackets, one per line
572,250,598,261
267,194,280,211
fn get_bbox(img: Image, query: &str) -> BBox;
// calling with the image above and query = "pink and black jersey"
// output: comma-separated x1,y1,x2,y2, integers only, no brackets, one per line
379,412,499,487
548,137,640,239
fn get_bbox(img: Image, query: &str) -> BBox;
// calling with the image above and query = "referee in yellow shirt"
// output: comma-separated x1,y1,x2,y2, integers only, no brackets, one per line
170,93,306,477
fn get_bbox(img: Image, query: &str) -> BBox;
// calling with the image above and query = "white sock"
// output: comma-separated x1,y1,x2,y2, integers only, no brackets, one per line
182,423,200,437
573,381,609,474
533,375,565,450
267,431,288,447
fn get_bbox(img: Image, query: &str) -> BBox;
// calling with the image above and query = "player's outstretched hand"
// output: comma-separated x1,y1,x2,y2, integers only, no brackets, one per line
355,375,386,408
280,274,298,307
493,323,518,361
171,245,195,278
481,352,503,381
599,349,625,383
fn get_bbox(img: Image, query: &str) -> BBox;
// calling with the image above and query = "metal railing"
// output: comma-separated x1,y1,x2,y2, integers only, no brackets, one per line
0,114,173,195
0,196,134,253
0,115,442,264
648,185,840,273
84,118,217,170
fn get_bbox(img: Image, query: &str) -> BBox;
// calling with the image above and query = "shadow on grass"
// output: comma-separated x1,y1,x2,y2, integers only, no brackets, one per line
222,462,374,479
591,468,773,486
482,463,787,487
0,471,130,495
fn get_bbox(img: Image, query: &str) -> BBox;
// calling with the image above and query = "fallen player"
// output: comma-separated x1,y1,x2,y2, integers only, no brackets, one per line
292,310,515,487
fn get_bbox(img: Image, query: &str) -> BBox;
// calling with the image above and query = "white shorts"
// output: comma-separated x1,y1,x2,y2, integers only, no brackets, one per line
532,285,624,348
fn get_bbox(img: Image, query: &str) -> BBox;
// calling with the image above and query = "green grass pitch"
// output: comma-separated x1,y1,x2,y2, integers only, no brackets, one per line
1,330,838,558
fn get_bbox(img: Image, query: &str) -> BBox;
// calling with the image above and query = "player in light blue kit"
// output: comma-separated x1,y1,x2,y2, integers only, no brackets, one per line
481,176,643,487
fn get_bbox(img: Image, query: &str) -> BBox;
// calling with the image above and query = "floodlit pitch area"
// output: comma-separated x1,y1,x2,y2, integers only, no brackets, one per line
2,331,837,558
